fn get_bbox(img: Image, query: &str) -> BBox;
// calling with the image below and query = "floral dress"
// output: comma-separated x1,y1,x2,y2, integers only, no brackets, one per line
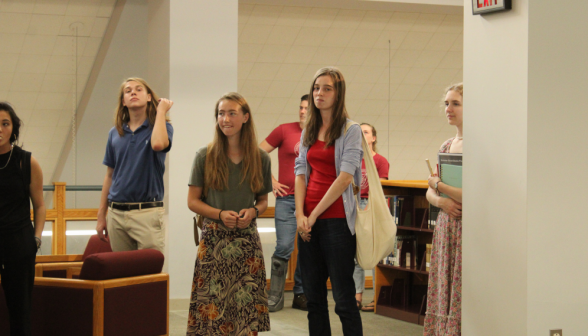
424,138,462,336
187,218,270,336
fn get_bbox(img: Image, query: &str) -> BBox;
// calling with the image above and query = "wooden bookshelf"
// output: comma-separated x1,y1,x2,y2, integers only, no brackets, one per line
375,180,433,326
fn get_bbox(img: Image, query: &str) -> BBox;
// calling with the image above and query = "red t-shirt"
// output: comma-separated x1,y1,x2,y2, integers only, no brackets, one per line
360,153,390,198
265,122,302,197
304,140,346,219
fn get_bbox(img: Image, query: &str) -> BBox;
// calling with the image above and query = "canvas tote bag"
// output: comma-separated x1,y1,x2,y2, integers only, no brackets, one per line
346,121,397,270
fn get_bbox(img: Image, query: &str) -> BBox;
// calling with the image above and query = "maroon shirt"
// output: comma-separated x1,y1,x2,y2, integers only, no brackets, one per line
265,122,302,197
304,140,346,219
360,152,390,198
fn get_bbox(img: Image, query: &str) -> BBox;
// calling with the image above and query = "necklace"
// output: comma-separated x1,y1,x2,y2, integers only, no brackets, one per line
0,145,14,170
455,135,463,140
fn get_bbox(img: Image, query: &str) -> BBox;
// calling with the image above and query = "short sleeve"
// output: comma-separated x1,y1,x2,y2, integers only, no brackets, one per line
265,124,283,148
102,128,115,168
376,154,390,179
259,150,273,195
188,147,208,187
163,122,174,153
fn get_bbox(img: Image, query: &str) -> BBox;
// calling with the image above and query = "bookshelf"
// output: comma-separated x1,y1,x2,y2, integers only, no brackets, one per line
375,180,433,326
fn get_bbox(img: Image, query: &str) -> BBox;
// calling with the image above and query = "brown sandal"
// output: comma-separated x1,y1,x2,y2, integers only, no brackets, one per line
361,300,375,312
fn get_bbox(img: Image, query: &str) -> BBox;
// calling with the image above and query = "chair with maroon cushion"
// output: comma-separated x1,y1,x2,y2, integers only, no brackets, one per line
35,234,113,278
30,249,168,336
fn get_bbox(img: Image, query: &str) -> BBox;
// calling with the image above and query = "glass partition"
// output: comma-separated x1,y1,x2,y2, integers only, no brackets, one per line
66,220,98,255
38,221,53,256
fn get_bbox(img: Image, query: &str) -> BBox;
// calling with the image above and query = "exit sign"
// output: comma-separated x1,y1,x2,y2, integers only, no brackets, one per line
472,0,512,15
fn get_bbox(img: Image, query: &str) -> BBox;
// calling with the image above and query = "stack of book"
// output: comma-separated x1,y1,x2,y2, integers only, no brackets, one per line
385,195,441,230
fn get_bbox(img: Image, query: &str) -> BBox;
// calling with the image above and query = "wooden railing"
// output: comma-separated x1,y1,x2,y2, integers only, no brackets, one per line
33,182,275,255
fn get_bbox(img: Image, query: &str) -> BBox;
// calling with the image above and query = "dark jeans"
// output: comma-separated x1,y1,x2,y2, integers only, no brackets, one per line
298,218,363,336
0,224,36,336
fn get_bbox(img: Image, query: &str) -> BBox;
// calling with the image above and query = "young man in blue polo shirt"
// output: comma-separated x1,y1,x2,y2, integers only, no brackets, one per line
95,78,173,253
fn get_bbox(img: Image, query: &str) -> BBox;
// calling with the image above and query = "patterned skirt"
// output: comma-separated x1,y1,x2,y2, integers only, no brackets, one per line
423,211,462,336
186,218,270,336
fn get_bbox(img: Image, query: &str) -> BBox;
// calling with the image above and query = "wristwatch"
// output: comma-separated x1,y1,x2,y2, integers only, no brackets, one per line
434,181,440,192
35,236,42,250
252,206,259,218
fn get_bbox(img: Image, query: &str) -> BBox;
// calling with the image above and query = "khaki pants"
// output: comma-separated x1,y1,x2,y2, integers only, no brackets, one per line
106,205,165,253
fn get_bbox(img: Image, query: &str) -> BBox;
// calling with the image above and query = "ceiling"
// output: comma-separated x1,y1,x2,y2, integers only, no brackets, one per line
0,0,117,183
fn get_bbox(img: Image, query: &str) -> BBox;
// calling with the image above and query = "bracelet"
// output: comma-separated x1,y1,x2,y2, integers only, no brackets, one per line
218,210,224,221
35,236,42,248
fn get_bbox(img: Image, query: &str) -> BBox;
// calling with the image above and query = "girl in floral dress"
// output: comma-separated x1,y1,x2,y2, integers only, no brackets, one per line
424,83,463,335
187,92,272,335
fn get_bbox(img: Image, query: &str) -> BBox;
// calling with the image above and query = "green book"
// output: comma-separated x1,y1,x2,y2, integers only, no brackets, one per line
438,153,462,198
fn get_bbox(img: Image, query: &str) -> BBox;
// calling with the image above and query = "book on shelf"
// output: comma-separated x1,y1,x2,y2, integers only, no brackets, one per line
438,152,462,198
395,196,414,227
429,204,441,230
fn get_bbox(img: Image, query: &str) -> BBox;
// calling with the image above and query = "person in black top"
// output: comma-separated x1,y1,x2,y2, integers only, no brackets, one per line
0,102,46,336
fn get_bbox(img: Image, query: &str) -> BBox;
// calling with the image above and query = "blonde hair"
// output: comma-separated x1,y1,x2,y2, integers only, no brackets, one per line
303,67,349,147
445,82,463,96
205,92,264,193
114,78,170,136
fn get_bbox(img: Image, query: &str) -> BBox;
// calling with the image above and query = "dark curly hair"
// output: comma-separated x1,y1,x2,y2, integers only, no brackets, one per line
0,101,21,145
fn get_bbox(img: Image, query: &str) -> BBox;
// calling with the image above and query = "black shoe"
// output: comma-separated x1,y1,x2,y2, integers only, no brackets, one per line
292,293,308,311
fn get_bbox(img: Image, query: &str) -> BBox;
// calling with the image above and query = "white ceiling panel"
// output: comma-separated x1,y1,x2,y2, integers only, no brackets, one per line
0,13,32,33
22,35,58,55
34,0,70,16
0,1,35,14
0,72,15,91
10,73,45,92
0,33,26,53
27,14,65,35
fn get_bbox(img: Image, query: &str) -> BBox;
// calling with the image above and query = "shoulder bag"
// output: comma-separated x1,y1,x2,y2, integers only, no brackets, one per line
345,121,397,270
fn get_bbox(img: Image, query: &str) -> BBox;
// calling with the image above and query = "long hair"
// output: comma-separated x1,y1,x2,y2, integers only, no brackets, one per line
0,101,22,147
114,78,170,136
303,67,349,147
205,92,264,193
360,122,377,153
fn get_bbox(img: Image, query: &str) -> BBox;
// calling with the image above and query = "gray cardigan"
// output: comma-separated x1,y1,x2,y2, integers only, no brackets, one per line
294,119,364,234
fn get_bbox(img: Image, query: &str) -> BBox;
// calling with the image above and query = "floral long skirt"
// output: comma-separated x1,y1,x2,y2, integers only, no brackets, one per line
423,211,462,336
186,218,270,336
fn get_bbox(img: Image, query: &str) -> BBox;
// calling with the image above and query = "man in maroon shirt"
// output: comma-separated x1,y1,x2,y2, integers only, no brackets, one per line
259,94,308,312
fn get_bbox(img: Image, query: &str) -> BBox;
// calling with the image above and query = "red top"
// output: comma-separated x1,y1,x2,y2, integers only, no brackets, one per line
265,122,302,197
360,152,390,198
304,140,346,219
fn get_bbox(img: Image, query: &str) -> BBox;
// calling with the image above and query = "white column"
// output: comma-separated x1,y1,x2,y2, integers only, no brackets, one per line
166,0,238,302
464,0,588,334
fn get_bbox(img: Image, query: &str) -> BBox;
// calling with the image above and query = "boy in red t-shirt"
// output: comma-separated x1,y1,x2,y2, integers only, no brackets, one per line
259,94,308,312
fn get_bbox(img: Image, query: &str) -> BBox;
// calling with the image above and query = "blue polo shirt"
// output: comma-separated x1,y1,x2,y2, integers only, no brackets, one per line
103,119,173,202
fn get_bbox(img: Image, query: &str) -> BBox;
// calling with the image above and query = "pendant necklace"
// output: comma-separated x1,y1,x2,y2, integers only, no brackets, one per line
0,145,14,170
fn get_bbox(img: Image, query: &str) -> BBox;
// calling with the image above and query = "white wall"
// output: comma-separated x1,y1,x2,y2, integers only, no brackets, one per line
526,1,588,334
463,1,528,335
464,0,588,334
